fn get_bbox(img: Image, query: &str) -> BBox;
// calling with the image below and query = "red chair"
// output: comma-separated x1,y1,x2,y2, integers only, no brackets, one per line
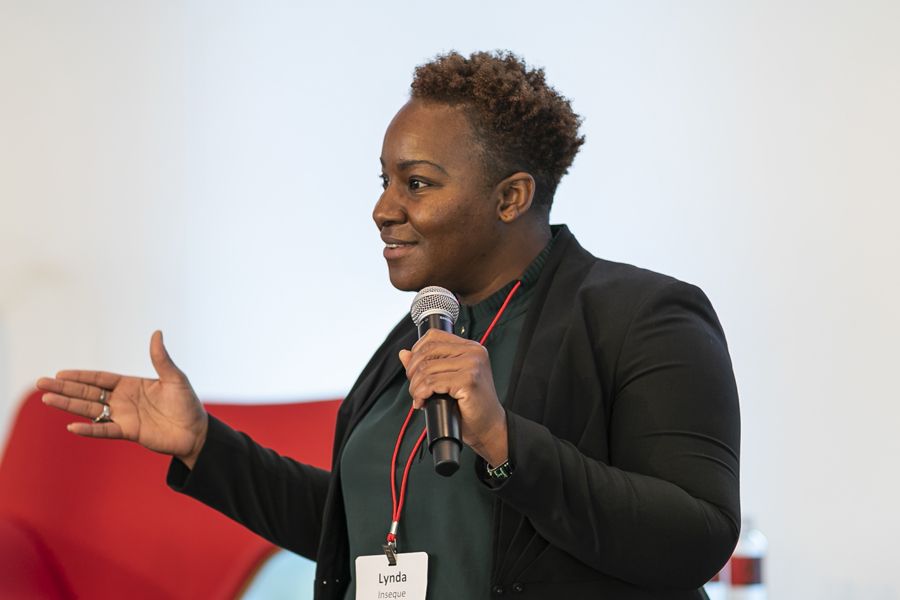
0,389,340,599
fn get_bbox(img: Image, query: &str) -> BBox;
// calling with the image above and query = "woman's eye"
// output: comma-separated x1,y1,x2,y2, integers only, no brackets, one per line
408,178,429,191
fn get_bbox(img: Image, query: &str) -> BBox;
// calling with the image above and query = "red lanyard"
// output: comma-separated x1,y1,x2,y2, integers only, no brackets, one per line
385,281,523,557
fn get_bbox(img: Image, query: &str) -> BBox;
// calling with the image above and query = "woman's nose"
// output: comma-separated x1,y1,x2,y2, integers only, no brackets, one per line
372,186,406,230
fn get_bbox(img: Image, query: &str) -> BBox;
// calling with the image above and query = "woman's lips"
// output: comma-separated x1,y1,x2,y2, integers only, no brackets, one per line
383,241,417,259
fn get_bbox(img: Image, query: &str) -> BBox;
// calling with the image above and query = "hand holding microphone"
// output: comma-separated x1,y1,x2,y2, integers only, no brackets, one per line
399,286,510,477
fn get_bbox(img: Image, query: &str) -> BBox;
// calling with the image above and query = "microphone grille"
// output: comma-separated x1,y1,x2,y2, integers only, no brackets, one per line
410,286,460,326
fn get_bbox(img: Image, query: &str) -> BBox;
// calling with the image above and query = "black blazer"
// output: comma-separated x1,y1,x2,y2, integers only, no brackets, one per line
169,225,740,599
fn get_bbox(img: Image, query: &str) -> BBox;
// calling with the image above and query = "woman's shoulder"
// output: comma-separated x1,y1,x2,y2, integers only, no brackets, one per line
541,228,719,352
550,225,704,310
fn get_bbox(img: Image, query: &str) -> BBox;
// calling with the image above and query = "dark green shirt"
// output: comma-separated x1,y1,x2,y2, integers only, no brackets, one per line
339,239,553,600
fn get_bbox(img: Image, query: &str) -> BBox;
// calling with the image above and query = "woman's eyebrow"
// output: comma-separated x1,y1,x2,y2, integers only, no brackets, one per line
381,158,449,176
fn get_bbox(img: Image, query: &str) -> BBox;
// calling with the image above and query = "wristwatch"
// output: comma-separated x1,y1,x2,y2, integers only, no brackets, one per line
486,459,514,481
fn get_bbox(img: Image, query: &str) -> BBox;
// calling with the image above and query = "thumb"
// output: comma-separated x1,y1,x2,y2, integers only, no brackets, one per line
398,349,411,370
150,330,185,382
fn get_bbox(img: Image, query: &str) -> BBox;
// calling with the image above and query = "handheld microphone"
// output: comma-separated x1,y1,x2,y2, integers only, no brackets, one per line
409,286,461,477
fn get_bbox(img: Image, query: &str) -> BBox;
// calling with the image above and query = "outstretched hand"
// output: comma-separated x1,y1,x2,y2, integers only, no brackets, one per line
37,331,209,468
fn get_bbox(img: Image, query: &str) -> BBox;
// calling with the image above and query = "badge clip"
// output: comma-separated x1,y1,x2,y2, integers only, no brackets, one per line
382,541,397,566
383,522,399,566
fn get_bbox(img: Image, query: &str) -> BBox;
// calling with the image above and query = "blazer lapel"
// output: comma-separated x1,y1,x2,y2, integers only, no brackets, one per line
337,320,417,450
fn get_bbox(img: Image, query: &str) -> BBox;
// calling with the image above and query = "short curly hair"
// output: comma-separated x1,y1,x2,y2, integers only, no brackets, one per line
411,50,584,212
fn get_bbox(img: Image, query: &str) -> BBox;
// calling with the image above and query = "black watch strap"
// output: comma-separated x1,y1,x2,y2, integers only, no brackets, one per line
486,459,514,480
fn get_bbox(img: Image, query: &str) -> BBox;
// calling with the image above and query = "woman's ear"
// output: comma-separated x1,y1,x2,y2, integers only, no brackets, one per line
495,172,536,223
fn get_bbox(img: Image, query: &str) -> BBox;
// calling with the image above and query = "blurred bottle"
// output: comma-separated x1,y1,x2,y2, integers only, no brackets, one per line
729,519,767,599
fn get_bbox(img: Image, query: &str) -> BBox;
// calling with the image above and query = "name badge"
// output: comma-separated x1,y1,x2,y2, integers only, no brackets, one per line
355,552,428,600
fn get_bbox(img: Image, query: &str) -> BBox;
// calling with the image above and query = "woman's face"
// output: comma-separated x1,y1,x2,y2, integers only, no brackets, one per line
374,100,505,302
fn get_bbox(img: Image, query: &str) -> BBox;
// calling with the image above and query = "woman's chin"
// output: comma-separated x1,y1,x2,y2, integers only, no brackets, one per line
387,270,426,294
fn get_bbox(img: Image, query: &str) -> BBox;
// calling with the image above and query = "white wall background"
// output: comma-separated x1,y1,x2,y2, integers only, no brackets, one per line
1,1,898,597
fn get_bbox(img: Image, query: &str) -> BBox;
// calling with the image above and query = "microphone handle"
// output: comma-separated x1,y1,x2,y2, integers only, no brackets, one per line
424,395,461,476
418,314,462,477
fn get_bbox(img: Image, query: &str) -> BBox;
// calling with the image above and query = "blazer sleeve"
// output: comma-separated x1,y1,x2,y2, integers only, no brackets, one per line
480,279,740,590
167,414,331,561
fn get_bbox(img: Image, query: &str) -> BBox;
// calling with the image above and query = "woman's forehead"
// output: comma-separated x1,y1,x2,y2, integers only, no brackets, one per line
381,100,478,169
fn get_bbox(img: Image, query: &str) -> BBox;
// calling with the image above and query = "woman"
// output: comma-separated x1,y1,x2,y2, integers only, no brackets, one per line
38,51,740,599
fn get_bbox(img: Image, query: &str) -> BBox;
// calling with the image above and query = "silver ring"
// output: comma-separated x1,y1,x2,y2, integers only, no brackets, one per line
93,403,112,423
98,389,108,404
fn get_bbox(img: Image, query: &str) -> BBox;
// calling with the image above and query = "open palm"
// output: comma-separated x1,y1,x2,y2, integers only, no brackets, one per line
37,331,209,463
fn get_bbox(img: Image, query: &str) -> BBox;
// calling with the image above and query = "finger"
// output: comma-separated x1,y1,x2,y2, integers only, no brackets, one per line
47,371,121,389
150,330,184,383
407,372,480,410
398,350,411,369
408,375,456,409
408,340,469,368
406,343,486,378
418,328,457,341
411,329,468,352
407,354,479,380
67,420,125,439
407,353,489,406
36,378,107,402
42,393,108,419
